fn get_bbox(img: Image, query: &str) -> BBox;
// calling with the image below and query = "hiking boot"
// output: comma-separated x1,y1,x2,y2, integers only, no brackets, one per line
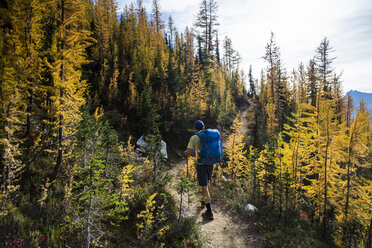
202,211,214,220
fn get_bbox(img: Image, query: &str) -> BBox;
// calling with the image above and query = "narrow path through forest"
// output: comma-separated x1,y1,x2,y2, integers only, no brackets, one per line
169,103,264,248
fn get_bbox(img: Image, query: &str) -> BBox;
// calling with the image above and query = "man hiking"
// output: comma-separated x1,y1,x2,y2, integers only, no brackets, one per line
185,120,222,220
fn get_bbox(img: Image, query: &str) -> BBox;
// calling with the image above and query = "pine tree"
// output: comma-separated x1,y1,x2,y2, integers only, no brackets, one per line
140,78,159,134
223,36,234,73
167,32,181,96
275,133,288,219
101,120,119,178
315,37,335,98
306,59,318,107
90,0,119,107
167,15,175,49
248,65,256,98
152,0,164,33
65,155,128,248
345,93,354,128
194,0,219,64
265,102,277,138
252,101,267,149
294,63,307,104
263,32,290,137
184,26,195,76
215,30,221,65
77,106,96,168
256,143,276,202
246,145,259,200
331,73,344,124
263,32,280,103
275,62,291,132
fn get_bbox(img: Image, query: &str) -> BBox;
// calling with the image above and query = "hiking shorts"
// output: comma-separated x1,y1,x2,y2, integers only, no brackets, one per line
196,164,213,186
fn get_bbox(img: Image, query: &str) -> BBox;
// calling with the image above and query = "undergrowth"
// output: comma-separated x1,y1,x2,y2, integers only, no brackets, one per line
211,180,329,248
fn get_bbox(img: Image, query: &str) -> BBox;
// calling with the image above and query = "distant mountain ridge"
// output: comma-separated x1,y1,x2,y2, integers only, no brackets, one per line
346,90,372,111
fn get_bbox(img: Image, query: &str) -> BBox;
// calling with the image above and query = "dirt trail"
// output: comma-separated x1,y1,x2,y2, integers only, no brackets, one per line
169,105,264,248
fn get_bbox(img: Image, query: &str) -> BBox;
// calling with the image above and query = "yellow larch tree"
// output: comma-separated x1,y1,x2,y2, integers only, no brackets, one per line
48,0,93,179
302,95,341,237
92,0,120,106
137,193,169,247
0,0,45,215
282,103,314,208
333,100,372,246
173,65,208,122
225,115,247,181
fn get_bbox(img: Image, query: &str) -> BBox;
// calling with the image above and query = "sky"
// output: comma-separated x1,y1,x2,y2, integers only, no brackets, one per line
117,0,372,93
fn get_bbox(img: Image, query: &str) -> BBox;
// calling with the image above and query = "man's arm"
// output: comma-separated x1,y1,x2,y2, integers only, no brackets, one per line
184,148,193,157
185,135,196,157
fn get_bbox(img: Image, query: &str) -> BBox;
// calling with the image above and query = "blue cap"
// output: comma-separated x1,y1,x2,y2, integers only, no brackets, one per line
194,120,205,131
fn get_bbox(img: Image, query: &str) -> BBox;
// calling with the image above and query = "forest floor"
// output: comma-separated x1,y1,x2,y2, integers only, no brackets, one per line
168,104,266,248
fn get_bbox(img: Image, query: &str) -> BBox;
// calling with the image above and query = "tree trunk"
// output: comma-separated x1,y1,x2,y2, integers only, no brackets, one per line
53,96,63,179
345,116,357,221
279,155,282,221
86,195,92,248
345,146,351,219
293,136,299,209
26,89,33,135
264,169,268,200
366,218,371,248
83,139,87,167
104,145,109,178
53,0,65,180
153,151,158,183
284,181,288,226
272,176,276,205
322,109,330,240
1,106,12,208
231,134,235,179
252,161,256,201
86,162,94,248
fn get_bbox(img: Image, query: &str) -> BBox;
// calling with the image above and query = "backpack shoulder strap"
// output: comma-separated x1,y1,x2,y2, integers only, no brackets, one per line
196,130,205,138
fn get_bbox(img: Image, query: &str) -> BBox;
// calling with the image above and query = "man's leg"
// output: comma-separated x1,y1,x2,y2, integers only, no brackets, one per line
202,185,212,214
197,165,213,219
201,185,211,204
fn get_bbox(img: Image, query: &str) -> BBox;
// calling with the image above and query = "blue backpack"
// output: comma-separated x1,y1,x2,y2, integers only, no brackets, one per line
196,129,223,165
